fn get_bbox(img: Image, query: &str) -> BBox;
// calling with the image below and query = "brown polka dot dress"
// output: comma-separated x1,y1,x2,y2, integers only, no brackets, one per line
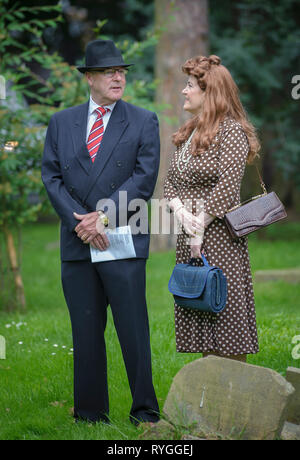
164,117,259,356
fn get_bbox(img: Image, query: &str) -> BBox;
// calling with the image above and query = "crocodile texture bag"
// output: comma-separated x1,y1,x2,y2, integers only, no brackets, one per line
224,165,287,239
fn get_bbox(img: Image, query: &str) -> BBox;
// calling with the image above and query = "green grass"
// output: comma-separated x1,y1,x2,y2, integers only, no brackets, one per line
0,221,299,440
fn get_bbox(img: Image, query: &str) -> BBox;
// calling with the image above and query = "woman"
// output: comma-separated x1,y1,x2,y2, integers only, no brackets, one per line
164,55,260,362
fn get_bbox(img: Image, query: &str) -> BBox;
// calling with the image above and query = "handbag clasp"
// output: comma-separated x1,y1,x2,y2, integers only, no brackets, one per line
227,191,268,213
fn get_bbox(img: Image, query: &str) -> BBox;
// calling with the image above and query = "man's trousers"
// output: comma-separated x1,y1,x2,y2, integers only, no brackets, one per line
61,257,159,424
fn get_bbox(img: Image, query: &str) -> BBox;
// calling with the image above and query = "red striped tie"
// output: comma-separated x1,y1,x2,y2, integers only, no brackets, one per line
87,106,109,162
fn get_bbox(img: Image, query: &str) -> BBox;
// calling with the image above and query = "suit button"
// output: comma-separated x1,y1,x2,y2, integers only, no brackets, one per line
69,186,74,192
110,183,116,190
64,164,69,170
117,161,122,167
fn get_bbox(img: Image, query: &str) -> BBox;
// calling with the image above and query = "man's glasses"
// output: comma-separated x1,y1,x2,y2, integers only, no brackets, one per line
94,68,128,78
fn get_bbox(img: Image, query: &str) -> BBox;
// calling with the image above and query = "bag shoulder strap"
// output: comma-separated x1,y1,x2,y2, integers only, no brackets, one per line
253,162,268,195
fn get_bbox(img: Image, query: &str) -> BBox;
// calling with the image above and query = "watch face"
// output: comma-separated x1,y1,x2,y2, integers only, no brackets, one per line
98,213,109,226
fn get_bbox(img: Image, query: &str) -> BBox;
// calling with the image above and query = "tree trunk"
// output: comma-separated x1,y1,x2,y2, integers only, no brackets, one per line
3,226,26,310
151,0,209,251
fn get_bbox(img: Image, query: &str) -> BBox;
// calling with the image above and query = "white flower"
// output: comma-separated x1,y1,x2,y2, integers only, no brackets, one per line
5,324,11,328
44,338,49,342
18,341,23,345
53,344,58,348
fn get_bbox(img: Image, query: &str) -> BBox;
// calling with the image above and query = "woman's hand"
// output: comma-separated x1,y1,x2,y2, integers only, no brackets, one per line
168,198,204,236
190,233,204,258
176,207,204,236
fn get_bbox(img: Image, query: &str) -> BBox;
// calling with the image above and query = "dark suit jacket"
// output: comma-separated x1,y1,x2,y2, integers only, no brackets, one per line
41,99,160,261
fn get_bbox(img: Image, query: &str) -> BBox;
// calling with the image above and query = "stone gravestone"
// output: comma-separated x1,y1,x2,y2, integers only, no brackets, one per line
285,367,300,424
163,356,294,440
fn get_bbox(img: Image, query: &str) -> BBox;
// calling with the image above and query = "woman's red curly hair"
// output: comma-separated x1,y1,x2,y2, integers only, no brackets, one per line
172,55,260,163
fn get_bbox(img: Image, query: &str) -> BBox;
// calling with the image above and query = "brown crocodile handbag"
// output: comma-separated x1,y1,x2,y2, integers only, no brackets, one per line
224,164,287,239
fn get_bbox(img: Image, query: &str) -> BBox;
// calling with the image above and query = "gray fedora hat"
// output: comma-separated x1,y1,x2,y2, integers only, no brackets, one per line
77,39,133,73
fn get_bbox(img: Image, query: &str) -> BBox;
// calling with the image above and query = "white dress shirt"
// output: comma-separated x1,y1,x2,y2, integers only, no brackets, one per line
86,96,116,142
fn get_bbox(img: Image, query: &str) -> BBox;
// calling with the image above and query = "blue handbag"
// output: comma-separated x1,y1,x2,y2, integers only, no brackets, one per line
168,254,227,314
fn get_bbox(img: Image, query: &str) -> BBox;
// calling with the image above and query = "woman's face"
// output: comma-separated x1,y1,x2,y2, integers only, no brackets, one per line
182,75,205,115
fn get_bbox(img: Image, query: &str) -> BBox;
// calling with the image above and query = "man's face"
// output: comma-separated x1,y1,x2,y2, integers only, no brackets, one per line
85,67,127,105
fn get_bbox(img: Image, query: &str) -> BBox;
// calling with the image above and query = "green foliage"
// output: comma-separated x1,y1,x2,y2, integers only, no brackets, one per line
209,0,300,187
0,0,162,231
0,1,65,228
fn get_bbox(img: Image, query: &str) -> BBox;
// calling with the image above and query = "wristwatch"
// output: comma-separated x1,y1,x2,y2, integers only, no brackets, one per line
97,210,109,227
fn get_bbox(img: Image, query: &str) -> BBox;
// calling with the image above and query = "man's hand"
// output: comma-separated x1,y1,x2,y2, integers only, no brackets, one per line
73,212,110,250
90,234,110,251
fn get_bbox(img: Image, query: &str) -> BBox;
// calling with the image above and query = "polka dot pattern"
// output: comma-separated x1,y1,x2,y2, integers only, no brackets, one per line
164,118,259,356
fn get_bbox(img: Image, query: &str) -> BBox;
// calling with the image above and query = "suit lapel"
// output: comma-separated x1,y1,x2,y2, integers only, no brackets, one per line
82,99,129,202
72,101,91,175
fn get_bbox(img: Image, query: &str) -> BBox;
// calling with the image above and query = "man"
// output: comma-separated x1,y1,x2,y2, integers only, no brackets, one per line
41,40,160,425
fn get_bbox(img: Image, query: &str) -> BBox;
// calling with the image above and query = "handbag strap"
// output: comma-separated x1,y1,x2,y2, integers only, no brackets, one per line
226,162,268,213
253,163,267,195
189,253,209,267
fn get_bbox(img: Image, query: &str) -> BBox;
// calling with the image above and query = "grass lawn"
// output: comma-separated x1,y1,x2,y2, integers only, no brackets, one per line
0,220,299,440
